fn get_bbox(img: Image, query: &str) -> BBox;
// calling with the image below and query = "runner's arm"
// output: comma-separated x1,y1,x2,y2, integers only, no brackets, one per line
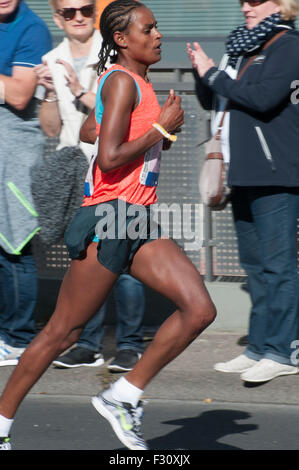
97,72,183,172
80,109,97,144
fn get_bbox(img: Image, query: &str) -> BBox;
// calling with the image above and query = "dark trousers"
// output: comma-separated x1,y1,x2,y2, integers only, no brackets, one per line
231,187,299,365
0,244,37,348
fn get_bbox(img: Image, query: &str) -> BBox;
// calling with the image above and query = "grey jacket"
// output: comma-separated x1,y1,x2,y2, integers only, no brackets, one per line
0,102,44,254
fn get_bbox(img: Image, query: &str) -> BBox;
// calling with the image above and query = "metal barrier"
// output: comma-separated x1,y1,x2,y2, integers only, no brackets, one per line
32,68,247,281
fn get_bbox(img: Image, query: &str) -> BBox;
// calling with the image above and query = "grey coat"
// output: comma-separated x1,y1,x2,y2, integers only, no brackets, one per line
0,102,44,254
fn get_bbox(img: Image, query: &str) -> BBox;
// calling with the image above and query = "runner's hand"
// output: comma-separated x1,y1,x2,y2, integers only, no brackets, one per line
158,90,184,133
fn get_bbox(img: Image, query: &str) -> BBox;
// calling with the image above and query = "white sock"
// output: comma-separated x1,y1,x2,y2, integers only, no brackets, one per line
0,415,13,437
111,377,143,407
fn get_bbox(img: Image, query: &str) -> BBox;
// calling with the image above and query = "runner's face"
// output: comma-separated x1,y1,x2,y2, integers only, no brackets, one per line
0,0,20,21
54,0,95,39
123,7,163,66
241,1,280,29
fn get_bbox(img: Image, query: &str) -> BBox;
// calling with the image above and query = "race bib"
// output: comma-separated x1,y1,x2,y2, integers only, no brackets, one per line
139,140,163,187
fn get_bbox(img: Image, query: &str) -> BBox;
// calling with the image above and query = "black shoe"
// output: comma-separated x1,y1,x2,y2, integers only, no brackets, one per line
53,346,104,368
108,349,142,372
237,335,249,346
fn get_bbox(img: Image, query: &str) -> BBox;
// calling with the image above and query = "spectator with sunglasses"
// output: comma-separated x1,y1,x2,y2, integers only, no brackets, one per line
34,0,146,373
188,0,299,384
35,1,99,156
0,1,51,368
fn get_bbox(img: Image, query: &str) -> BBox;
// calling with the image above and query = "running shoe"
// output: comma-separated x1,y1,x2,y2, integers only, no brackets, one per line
0,341,25,367
91,388,148,450
53,346,104,368
108,350,142,372
0,437,11,450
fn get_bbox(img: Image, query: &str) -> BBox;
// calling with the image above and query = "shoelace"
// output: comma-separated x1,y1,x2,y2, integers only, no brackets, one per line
0,437,11,450
126,401,145,438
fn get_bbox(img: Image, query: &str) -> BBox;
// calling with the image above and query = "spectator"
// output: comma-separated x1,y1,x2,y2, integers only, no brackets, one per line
188,0,299,383
0,0,52,366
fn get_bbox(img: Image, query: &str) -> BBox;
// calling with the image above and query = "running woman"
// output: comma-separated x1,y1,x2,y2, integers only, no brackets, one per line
0,0,216,451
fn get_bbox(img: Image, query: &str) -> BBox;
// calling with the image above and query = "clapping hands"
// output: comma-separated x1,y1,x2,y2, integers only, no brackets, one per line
187,42,215,77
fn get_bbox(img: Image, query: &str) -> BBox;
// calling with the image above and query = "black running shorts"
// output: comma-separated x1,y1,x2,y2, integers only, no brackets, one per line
64,198,162,274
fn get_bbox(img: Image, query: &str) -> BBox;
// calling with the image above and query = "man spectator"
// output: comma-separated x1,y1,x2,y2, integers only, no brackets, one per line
0,0,52,365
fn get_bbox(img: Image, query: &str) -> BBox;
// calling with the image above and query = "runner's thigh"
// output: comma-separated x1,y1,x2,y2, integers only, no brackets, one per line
130,238,212,310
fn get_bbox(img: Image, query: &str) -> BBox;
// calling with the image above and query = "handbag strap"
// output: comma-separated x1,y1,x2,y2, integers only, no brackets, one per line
215,29,288,140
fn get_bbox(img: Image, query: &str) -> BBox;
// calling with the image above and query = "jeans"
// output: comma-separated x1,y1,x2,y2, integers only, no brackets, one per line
0,244,37,348
231,187,299,365
78,274,145,353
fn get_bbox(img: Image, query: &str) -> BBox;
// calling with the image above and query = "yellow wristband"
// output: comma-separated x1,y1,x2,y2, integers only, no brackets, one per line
152,123,177,142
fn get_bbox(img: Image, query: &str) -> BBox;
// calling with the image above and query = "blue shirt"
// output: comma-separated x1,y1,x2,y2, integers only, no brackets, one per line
0,0,52,76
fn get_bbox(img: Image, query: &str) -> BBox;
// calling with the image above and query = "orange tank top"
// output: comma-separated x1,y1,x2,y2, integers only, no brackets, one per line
82,64,163,207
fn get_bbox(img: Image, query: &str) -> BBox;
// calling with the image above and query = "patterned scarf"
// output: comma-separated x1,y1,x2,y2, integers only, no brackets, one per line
226,12,282,68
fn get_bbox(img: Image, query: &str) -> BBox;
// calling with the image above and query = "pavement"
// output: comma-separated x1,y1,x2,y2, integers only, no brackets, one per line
1,325,299,407
2,277,299,405
2,319,299,453
1,279,299,454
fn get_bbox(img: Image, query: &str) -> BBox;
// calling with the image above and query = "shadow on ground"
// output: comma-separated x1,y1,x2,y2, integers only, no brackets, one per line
147,409,257,450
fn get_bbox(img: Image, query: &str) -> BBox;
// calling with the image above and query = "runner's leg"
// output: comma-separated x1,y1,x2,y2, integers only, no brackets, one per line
127,238,216,389
91,238,216,450
0,243,118,419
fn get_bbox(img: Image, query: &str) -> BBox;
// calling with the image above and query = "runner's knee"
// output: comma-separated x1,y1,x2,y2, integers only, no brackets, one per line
183,291,217,333
58,328,83,354
41,321,82,354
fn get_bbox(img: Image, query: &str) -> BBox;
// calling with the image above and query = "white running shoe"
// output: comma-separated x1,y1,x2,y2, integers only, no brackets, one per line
0,342,25,367
92,388,148,450
241,358,299,383
214,354,258,373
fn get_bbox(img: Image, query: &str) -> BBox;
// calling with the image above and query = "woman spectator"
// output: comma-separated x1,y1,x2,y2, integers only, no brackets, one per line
188,0,299,384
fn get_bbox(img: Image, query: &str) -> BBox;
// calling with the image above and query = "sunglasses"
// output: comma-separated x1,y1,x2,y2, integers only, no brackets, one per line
56,4,94,21
240,0,268,5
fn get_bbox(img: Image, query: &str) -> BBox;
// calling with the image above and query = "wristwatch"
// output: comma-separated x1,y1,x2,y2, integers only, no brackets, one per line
75,87,88,100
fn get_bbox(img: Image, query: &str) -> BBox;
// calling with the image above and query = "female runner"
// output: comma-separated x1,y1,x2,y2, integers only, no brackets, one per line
0,0,216,451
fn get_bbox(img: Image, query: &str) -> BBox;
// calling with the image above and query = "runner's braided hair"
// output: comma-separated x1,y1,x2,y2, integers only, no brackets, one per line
97,0,145,75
